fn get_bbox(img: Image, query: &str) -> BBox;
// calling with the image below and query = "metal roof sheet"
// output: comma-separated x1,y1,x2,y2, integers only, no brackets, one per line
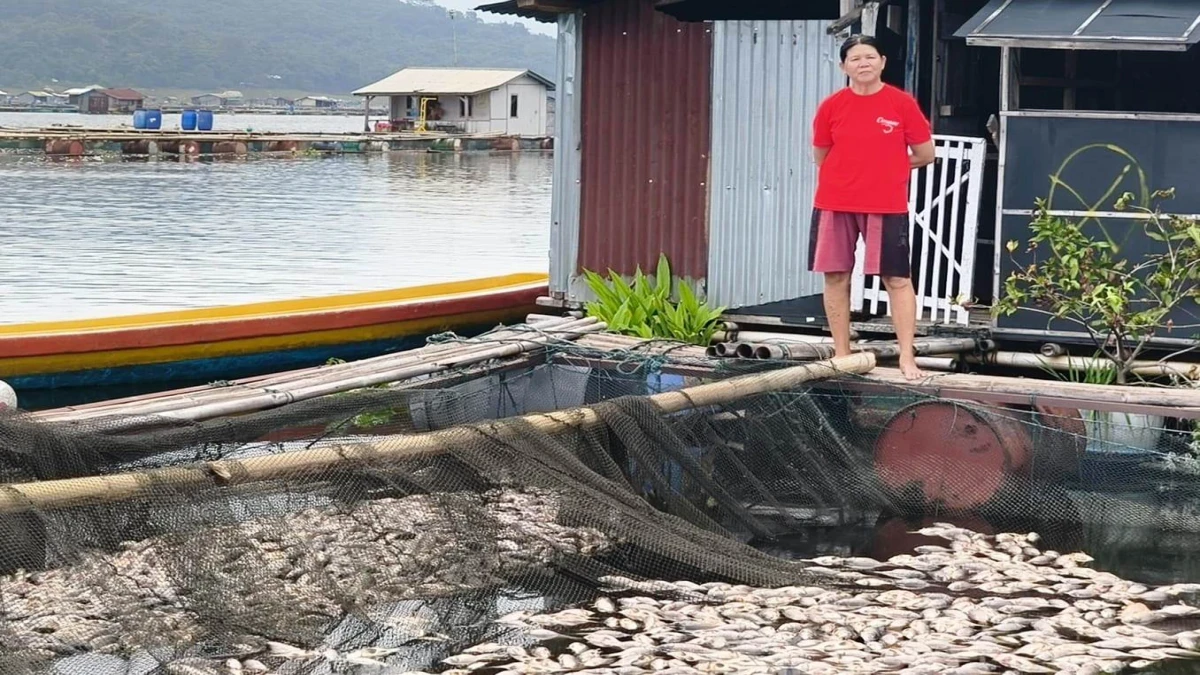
352,67,555,96
953,0,1200,51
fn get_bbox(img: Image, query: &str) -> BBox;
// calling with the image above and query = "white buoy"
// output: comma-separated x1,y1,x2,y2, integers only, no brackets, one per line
0,379,16,411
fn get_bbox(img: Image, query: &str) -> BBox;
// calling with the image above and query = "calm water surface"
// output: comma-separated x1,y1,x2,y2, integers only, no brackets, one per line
0,151,551,323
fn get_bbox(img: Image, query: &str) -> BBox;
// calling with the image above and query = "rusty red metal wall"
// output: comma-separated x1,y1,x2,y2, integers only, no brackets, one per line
577,0,712,281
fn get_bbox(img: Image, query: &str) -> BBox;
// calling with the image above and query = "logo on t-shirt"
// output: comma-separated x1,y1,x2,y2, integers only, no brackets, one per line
876,116,899,134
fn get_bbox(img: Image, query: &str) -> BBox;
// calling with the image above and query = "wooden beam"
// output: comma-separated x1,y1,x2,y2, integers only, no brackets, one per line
828,4,864,34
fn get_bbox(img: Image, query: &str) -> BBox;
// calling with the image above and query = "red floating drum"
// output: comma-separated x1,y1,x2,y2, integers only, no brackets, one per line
874,400,1033,512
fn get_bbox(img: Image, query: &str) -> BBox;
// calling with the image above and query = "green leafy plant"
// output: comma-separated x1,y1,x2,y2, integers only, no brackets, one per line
581,254,726,346
995,186,1200,384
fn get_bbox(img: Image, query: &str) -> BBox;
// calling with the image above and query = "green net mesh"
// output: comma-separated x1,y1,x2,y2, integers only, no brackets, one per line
0,329,1199,674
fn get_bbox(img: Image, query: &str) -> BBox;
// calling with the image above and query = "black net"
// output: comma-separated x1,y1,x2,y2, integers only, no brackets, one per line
1,338,1200,674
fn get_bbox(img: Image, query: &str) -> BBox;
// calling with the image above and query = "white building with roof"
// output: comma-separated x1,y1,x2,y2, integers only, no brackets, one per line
352,67,554,137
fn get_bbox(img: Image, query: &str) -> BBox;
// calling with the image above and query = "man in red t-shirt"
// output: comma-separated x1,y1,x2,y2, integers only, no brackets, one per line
810,34,935,380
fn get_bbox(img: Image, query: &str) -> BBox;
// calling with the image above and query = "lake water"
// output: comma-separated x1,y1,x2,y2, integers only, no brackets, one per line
0,149,552,324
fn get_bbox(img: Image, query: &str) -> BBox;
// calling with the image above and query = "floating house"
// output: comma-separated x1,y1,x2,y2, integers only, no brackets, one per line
191,91,244,108
352,67,554,136
12,91,65,107
477,0,1200,351
295,95,339,109
62,86,145,114
99,88,145,114
63,85,105,112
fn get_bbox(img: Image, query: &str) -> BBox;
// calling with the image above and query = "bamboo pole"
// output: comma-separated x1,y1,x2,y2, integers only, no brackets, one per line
965,351,1200,381
0,353,875,514
37,318,590,423
714,330,835,345
575,333,711,359
138,318,607,423
862,366,1200,413
41,314,581,417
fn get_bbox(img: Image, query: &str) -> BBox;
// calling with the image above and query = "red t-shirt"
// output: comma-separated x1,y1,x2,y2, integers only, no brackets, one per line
812,84,932,214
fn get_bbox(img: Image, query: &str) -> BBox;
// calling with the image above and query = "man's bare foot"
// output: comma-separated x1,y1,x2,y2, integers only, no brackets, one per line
899,356,925,380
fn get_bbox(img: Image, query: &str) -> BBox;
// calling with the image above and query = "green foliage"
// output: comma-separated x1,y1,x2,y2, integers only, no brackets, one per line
582,254,726,347
0,0,556,94
995,184,1200,384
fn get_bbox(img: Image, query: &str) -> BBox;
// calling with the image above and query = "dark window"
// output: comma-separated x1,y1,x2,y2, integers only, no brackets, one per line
1014,47,1200,114
510,94,518,118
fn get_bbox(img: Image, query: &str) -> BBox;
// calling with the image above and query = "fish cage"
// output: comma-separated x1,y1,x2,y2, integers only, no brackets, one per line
4,336,1200,673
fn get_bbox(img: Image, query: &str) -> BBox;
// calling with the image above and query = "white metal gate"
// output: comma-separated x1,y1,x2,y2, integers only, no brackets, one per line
850,134,988,326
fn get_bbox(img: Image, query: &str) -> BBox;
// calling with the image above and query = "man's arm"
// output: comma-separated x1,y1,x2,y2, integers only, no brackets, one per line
814,146,830,166
908,140,934,169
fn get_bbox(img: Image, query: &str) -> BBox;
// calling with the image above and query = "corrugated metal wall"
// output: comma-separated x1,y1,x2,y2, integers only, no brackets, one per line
572,0,713,301
706,20,845,309
549,12,583,300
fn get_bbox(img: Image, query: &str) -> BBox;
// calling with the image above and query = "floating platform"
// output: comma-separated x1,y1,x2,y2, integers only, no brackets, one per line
0,127,554,157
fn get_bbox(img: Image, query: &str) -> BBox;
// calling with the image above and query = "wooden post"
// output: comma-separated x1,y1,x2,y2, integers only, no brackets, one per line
862,1,880,36
905,0,920,95
363,95,372,132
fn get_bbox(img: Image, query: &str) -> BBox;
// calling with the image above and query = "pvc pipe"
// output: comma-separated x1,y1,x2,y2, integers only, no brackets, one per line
734,342,757,359
915,356,958,372
1040,343,1066,357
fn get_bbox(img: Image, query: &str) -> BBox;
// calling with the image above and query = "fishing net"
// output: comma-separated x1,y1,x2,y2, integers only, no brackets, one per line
0,332,1199,674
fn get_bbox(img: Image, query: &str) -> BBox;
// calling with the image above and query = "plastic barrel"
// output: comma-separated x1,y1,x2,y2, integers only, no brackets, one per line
197,110,214,131
181,109,198,131
145,109,163,130
132,110,148,130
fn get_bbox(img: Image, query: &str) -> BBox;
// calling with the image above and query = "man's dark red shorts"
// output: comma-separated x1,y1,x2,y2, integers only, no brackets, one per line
806,208,912,278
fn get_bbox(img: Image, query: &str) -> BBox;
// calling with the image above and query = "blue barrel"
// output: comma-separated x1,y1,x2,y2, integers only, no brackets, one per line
132,109,148,129
196,110,214,131
144,109,163,130
180,109,198,131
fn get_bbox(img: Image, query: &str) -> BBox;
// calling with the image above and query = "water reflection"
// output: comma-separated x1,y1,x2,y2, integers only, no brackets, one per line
0,152,552,323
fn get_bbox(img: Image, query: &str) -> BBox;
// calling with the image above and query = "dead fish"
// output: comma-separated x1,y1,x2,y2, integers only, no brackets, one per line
989,653,1056,674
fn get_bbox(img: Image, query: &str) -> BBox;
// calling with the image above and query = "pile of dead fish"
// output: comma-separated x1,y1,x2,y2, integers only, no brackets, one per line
0,488,610,667
426,524,1200,675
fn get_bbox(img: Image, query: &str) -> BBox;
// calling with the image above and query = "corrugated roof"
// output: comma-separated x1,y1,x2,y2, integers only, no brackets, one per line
102,88,145,100
575,0,711,284
474,0,572,22
63,85,105,96
953,0,1200,50
352,67,554,96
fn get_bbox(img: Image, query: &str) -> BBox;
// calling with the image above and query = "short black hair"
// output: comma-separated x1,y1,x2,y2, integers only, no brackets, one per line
839,34,882,62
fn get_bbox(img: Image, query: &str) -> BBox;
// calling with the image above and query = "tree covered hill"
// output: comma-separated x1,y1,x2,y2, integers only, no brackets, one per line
0,0,556,95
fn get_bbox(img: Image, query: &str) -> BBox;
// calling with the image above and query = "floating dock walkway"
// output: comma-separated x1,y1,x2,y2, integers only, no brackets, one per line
0,126,554,157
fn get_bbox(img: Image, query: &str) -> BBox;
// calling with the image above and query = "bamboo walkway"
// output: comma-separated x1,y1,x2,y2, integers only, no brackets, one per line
32,316,1200,427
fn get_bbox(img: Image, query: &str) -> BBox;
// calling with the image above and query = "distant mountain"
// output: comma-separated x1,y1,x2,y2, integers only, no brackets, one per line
0,0,556,94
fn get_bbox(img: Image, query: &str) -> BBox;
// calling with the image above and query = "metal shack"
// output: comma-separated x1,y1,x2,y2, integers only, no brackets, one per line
480,0,1200,348
955,0,1200,346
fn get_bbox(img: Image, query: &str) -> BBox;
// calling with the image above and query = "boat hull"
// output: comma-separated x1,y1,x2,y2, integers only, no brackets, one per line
0,273,546,393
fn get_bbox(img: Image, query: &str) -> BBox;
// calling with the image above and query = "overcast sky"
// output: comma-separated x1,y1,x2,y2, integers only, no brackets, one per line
435,0,557,36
